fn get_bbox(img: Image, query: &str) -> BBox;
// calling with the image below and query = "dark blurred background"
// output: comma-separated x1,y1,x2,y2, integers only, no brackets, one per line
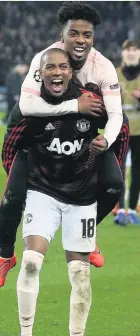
0,1,139,114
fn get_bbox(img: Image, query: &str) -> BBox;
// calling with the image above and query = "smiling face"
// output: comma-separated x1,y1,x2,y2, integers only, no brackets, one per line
40,50,72,97
122,46,140,66
62,19,94,69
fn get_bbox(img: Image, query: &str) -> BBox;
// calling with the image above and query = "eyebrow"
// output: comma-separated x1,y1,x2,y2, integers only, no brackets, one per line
69,29,93,34
45,62,69,66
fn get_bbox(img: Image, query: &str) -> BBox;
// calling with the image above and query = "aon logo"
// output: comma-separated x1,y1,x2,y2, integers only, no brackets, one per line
47,138,84,155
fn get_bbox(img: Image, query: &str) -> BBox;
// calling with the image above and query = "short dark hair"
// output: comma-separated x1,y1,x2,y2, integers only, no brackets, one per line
122,39,140,50
57,1,101,28
40,48,71,69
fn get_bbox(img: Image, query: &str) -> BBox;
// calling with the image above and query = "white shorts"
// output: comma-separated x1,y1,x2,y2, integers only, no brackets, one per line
23,190,97,253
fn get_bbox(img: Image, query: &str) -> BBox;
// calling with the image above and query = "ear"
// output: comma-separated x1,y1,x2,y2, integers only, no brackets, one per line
39,69,43,79
60,32,64,43
69,68,73,80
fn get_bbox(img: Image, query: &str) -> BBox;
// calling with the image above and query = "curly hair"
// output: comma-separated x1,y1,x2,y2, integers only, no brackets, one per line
57,1,101,28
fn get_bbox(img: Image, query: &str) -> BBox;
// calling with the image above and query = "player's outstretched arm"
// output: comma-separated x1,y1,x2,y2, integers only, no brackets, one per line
19,53,78,117
101,61,123,148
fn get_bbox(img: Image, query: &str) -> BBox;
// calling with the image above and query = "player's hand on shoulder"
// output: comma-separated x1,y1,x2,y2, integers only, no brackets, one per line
78,93,105,117
90,134,108,153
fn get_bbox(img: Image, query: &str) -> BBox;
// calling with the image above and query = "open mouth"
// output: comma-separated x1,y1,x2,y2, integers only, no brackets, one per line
51,79,63,93
73,47,86,58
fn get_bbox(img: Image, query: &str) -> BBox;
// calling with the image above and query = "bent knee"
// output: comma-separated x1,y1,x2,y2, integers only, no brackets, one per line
1,192,24,208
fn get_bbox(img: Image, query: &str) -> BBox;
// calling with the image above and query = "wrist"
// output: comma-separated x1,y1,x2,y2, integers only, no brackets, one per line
103,137,109,150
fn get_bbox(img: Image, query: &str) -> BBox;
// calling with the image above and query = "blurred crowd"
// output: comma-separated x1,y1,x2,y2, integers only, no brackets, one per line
0,1,139,85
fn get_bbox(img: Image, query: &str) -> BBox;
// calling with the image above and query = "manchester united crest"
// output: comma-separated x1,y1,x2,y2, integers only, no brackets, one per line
24,213,33,224
76,119,90,132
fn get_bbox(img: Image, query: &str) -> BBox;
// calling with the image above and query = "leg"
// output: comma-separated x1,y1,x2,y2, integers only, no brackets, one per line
0,150,28,287
17,191,61,336
97,149,124,225
128,136,140,224
17,236,48,336
114,149,128,225
136,192,140,213
66,251,91,336
62,201,97,335
110,115,129,223
124,150,131,204
0,150,28,257
129,136,140,209
117,150,127,210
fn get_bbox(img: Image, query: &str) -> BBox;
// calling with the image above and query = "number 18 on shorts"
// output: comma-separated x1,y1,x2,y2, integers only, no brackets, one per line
23,191,97,253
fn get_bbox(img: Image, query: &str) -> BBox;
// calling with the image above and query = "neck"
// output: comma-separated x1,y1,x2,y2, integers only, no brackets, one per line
121,62,140,81
69,57,86,70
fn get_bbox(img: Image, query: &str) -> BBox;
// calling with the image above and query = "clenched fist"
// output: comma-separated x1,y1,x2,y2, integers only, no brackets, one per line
90,134,108,153
78,93,105,117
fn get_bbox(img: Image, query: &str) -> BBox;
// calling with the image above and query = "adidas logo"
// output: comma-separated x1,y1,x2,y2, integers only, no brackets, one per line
45,123,55,130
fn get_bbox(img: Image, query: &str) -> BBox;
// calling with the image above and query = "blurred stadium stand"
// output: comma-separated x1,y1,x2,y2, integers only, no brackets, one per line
0,1,139,110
